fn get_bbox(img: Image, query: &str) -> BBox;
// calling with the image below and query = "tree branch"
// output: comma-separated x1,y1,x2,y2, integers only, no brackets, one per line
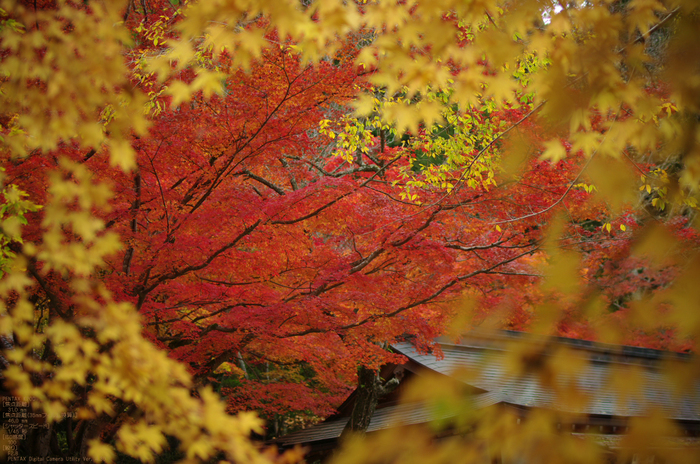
140,220,261,297
241,170,286,195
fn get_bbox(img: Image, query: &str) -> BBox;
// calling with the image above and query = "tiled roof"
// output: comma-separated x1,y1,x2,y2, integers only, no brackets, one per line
273,391,504,447
392,334,700,421
273,331,700,447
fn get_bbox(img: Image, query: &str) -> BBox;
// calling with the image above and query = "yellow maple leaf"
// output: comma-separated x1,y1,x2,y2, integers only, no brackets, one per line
352,94,376,116
134,422,167,454
166,80,192,108
107,138,136,172
191,70,225,98
540,139,567,163
417,100,444,128
88,440,116,464
44,401,67,423
484,72,518,104
186,438,214,460
88,393,115,415
571,131,601,157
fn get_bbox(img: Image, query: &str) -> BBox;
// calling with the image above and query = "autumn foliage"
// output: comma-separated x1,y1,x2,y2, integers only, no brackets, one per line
1,0,700,463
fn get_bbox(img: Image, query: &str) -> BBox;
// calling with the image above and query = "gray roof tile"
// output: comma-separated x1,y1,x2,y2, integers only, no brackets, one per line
392,337,700,421
274,332,700,447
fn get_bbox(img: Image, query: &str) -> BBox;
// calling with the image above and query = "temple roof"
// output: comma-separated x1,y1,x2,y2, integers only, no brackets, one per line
272,331,700,449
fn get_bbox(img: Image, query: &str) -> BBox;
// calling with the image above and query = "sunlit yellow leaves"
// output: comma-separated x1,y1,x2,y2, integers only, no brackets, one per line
539,216,581,296
476,28,521,69
680,142,700,189
585,156,638,213
77,122,105,148
233,28,269,65
627,0,668,35
482,72,519,104
0,266,32,298
31,285,272,464
667,256,700,339
621,411,683,459
1,0,147,161
166,38,195,70
362,0,411,30
541,139,567,163
186,437,215,461
46,319,79,342
660,102,678,116
334,422,485,464
264,1,308,43
191,70,225,99
548,11,572,36
201,25,270,70
12,320,35,345
165,80,194,108
351,94,376,117
633,223,678,265
383,101,422,136
322,115,380,161
3,364,40,400
571,131,602,157
356,46,379,70
1,215,22,241
569,108,592,133
117,423,167,463
40,159,116,258
144,52,174,84
500,131,534,177
316,0,361,35
107,138,137,172
415,100,444,128
88,439,116,464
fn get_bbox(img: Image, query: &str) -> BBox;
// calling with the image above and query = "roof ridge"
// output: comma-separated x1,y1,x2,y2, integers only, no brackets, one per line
433,330,693,363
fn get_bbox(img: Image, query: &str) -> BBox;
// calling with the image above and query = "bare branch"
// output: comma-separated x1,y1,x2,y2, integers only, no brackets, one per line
241,170,286,195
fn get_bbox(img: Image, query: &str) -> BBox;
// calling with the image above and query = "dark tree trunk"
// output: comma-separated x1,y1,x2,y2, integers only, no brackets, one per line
340,365,400,440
